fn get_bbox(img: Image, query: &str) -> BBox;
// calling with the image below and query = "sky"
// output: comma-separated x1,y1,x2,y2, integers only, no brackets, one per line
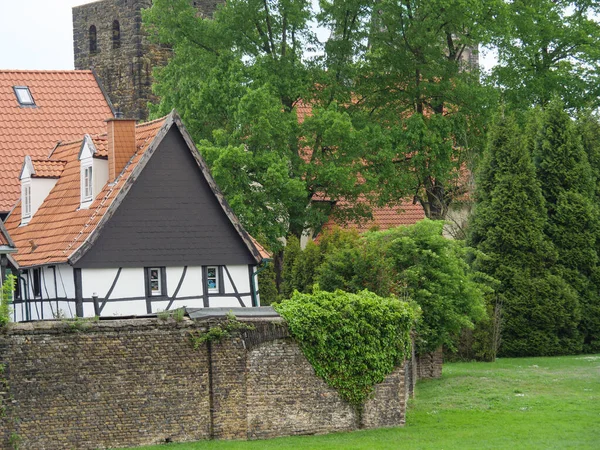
0,0,91,70
0,0,497,72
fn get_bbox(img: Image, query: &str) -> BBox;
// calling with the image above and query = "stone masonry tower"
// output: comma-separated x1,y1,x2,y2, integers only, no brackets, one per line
73,0,221,120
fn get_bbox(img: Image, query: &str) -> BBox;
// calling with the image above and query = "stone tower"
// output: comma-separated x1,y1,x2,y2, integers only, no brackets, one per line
73,0,221,120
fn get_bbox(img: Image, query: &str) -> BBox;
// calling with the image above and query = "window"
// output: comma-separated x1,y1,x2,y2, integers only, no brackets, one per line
89,25,97,53
146,267,166,296
82,165,93,201
23,183,31,218
112,20,121,49
32,268,41,298
207,266,219,293
13,86,35,106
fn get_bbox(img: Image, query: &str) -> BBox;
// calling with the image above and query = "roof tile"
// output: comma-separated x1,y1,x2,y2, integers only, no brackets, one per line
0,70,112,211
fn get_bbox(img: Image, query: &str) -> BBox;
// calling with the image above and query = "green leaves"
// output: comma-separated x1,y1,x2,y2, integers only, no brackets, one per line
275,289,419,407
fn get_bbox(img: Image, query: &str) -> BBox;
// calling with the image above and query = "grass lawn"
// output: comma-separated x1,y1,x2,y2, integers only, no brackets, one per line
131,354,600,449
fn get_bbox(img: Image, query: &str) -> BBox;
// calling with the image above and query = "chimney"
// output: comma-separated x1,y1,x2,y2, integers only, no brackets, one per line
106,117,137,181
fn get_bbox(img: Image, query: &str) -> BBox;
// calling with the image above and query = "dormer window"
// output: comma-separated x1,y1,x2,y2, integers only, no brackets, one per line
13,86,35,107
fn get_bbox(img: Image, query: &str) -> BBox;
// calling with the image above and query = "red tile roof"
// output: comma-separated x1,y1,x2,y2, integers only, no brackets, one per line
31,159,66,178
0,70,113,212
4,112,266,268
4,118,165,267
320,199,426,235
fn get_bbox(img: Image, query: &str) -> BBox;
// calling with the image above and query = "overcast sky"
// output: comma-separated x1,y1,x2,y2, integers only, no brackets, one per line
0,0,496,72
0,1,92,70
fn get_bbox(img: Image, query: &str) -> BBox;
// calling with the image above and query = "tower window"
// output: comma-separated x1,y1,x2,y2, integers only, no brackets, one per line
89,25,97,54
13,86,35,107
112,20,121,49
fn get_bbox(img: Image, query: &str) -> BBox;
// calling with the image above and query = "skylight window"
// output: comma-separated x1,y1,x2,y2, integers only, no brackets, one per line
13,86,35,107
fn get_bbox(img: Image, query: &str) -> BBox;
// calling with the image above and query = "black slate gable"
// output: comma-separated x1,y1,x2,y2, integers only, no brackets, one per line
75,126,256,268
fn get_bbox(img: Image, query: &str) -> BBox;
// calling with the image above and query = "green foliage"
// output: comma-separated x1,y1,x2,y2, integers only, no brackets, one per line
274,289,418,407
257,261,278,306
492,0,600,111
314,221,487,355
469,113,586,356
188,313,255,350
532,101,600,353
157,308,185,322
144,0,376,250
1,275,15,327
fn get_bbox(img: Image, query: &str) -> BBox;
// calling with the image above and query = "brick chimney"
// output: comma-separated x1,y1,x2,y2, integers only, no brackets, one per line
106,117,137,181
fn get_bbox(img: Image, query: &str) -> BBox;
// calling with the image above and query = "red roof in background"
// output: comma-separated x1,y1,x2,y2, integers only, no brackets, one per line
0,70,113,212
320,199,425,236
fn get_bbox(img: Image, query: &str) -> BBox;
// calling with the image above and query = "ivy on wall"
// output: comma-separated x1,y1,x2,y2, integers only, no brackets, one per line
274,288,419,408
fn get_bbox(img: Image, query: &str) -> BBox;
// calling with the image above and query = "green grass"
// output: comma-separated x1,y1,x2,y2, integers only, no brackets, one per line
131,355,600,449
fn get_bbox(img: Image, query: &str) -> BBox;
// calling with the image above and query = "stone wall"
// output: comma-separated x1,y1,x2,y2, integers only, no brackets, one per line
73,0,221,120
0,317,409,449
416,346,444,380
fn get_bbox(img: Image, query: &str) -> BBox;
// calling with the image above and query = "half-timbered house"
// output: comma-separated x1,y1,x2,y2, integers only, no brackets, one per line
4,111,269,321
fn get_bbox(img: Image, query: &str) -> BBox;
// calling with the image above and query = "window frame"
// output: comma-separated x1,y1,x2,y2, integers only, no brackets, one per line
206,266,220,293
22,181,31,219
81,164,93,202
146,267,166,297
13,86,35,107
32,268,42,299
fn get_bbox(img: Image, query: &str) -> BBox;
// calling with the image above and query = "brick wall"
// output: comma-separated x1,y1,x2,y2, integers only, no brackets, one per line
416,346,444,380
0,317,408,449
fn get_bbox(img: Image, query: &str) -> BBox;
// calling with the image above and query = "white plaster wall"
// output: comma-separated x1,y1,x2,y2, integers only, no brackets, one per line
166,266,202,298
55,264,75,298
30,178,58,218
13,300,77,321
99,300,148,317
81,268,145,299
223,265,251,293
93,158,109,197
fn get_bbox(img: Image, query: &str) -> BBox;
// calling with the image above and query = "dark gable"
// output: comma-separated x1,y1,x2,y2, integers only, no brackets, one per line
75,127,256,268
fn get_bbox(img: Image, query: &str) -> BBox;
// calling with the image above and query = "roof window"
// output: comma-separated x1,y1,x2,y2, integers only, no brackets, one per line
13,86,35,107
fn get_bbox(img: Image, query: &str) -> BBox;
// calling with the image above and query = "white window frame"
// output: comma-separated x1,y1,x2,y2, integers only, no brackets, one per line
80,163,93,207
207,266,219,293
22,181,32,223
148,268,163,296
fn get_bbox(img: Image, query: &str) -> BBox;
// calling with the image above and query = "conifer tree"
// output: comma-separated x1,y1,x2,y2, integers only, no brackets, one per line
533,102,599,352
469,115,580,356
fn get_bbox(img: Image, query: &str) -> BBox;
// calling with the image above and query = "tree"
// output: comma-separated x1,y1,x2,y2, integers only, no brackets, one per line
469,114,581,356
532,101,599,353
493,0,600,112
317,220,487,354
347,0,501,219
144,0,376,254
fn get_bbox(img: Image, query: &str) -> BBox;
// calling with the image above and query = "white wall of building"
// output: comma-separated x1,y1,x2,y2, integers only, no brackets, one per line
13,263,257,321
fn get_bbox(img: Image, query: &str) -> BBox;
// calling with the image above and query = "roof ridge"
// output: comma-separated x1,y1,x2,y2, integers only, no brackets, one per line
0,69,94,74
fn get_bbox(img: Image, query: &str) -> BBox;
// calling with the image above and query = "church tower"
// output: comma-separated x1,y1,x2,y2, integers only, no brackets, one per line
73,0,221,120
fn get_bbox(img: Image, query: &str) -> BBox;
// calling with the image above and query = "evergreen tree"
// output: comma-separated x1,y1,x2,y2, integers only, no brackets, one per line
469,115,580,356
533,102,599,352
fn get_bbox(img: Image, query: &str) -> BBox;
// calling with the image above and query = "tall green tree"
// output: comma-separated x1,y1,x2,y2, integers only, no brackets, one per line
533,101,599,352
469,114,581,356
493,0,600,111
